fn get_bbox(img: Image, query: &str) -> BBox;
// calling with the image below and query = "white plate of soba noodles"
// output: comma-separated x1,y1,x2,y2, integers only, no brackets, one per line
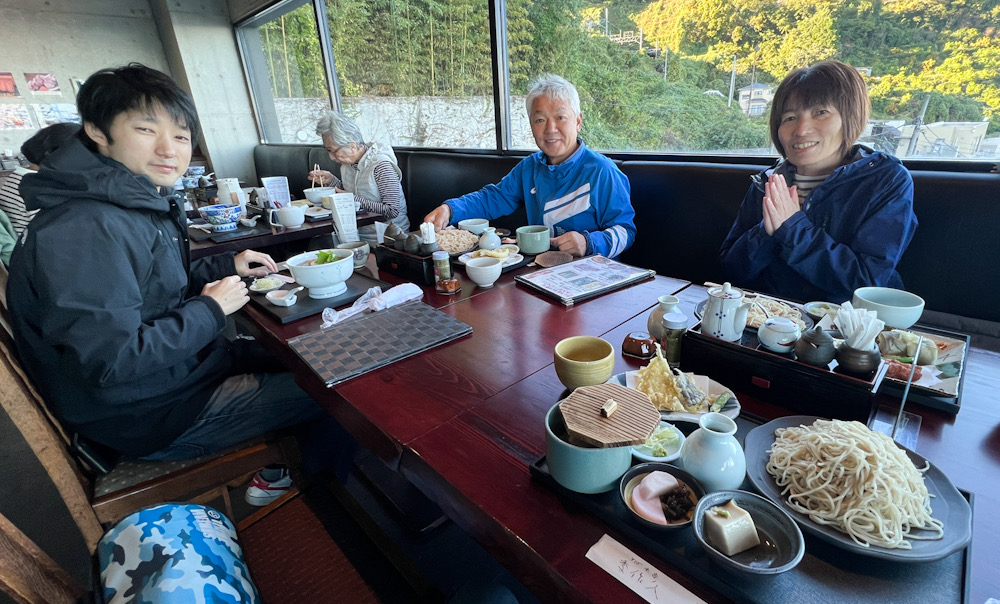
695,295,814,332
744,415,971,562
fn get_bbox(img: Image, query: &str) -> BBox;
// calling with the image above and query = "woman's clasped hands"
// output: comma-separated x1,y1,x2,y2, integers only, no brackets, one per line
762,173,800,236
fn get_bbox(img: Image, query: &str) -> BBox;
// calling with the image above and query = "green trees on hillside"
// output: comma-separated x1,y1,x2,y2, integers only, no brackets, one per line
632,0,1000,132
257,0,999,150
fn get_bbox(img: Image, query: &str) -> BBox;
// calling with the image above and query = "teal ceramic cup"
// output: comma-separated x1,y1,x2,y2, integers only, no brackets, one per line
516,225,551,255
545,402,632,494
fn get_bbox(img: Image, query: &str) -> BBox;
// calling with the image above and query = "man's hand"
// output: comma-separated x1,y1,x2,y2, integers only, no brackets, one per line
551,231,587,257
424,205,452,230
234,250,277,278
762,173,800,236
307,169,334,186
203,275,249,315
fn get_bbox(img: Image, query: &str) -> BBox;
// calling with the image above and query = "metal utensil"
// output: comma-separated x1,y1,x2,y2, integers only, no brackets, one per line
891,335,923,441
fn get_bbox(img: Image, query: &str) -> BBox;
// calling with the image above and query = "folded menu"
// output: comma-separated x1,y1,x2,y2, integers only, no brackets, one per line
515,255,655,306
287,300,472,386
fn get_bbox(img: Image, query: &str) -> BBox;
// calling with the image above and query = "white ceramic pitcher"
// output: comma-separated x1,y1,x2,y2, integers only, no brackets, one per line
701,282,752,342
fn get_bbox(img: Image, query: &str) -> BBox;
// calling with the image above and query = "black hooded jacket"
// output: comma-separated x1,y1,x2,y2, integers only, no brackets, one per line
7,138,239,456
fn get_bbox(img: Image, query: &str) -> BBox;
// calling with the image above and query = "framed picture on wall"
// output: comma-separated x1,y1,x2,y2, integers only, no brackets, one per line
0,72,20,97
24,72,61,95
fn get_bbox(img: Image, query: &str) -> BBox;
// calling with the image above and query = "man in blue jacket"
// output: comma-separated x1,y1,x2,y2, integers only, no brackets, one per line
424,74,636,259
6,64,322,505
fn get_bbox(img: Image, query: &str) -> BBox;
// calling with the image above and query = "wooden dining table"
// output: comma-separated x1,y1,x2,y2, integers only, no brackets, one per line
240,253,1000,604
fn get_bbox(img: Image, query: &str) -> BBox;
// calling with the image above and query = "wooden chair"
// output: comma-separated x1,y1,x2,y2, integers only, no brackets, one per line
0,510,85,604
0,324,298,552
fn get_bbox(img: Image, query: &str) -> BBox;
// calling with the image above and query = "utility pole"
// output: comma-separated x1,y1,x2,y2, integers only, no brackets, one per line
906,95,931,157
663,46,668,81
604,8,608,37
728,54,736,108
747,47,758,117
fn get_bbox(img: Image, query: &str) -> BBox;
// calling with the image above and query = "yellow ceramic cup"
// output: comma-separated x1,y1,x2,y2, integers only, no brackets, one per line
553,336,615,391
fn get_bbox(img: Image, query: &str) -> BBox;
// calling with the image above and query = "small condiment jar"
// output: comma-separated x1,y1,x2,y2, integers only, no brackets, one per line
757,317,801,354
660,312,687,368
794,325,837,367
433,251,460,295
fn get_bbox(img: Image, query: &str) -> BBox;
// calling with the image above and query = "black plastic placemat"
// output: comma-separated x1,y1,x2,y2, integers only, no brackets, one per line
530,415,971,604
248,272,388,324
210,224,272,243
288,300,472,386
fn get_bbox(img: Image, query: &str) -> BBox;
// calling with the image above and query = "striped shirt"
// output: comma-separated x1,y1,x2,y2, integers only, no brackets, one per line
0,167,37,237
793,172,830,208
326,161,403,219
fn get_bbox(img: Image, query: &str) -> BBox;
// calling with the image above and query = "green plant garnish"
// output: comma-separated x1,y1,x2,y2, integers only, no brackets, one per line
315,250,336,265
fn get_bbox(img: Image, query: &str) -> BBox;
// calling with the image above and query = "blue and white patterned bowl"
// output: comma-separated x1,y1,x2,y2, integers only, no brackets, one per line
198,204,242,232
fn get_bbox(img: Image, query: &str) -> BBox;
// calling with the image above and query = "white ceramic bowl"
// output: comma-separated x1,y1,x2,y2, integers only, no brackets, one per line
803,301,841,322
457,218,489,235
303,186,337,204
285,249,354,299
852,287,925,329
465,256,502,288
631,421,686,463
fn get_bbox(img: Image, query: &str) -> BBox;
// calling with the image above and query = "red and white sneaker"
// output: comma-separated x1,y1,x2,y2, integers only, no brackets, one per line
244,469,293,506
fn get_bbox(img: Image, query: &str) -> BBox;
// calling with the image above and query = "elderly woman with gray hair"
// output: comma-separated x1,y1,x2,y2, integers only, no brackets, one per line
307,111,409,245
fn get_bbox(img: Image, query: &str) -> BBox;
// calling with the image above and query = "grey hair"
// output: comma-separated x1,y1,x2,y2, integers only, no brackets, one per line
315,111,365,147
525,74,581,117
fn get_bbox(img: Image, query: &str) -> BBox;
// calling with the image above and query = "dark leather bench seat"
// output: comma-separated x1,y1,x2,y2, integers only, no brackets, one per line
254,144,1000,339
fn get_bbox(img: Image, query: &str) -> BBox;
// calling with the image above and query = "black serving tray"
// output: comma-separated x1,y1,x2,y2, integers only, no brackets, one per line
529,414,972,604
248,272,389,324
682,327,885,423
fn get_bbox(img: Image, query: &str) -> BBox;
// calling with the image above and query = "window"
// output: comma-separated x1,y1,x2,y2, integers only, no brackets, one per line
240,0,496,149
239,2,330,144
239,0,1000,161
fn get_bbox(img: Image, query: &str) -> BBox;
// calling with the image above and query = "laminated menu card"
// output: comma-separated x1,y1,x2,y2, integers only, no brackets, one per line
287,300,472,386
515,255,655,306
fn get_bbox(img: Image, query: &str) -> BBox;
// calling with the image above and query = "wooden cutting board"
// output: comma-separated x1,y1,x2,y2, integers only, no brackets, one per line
559,383,660,448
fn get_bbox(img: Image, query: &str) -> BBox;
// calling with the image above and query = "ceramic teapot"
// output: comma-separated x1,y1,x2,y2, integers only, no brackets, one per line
701,282,752,342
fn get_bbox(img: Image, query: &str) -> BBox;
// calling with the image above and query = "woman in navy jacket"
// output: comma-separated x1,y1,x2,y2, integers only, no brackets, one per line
719,61,917,304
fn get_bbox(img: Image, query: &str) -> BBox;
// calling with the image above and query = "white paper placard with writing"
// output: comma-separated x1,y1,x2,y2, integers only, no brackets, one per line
586,534,705,604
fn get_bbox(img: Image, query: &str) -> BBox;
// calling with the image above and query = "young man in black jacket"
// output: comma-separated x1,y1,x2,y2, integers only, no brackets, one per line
6,64,323,505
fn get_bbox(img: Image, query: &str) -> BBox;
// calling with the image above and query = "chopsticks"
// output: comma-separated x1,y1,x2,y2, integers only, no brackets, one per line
311,163,320,188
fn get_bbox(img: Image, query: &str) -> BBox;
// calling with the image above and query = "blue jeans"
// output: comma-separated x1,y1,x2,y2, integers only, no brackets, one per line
140,372,325,462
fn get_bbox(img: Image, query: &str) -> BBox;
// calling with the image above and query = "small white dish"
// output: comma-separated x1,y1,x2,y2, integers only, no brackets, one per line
631,421,686,463
249,275,284,293
239,216,260,228
457,251,523,267
305,206,332,218
266,286,303,307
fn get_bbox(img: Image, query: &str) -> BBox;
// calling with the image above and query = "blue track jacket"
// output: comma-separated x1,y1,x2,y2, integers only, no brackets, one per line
719,146,917,303
445,140,636,258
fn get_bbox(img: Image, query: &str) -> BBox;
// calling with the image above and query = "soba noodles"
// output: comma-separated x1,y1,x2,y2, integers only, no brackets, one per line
766,419,943,549
747,297,806,330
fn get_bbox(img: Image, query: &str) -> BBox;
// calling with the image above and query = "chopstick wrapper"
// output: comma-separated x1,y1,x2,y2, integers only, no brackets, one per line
837,301,885,350
321,283,423,328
